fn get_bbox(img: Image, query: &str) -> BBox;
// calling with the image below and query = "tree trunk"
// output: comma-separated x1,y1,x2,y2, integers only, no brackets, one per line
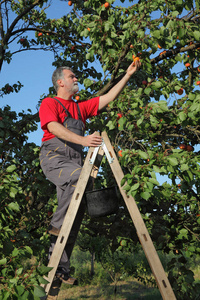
90,251,95,276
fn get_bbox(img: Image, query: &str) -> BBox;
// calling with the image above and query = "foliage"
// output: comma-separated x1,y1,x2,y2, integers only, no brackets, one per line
1,0,200,299
0,105,54,298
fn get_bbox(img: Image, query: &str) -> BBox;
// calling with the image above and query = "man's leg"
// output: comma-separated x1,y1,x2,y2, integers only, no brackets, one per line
49,199,86,284
48,167,90,284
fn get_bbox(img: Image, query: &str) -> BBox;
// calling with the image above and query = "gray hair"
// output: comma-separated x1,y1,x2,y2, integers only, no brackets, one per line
52,66,73,92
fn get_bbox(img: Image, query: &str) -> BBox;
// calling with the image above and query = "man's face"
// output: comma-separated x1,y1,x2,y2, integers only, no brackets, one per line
60,69,79,95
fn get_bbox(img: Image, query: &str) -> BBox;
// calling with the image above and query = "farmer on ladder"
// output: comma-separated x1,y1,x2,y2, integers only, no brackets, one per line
39,59,141,285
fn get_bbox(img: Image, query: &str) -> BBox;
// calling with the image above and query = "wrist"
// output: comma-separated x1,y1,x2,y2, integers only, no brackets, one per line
80,136,85,146
125,71,132,80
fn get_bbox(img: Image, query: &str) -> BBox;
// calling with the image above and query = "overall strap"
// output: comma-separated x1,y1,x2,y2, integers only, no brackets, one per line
76,103,82,121
53,97,83,121
53,98,71,118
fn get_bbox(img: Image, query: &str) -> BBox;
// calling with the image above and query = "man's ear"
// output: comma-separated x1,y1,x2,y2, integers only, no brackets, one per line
57,79,64,88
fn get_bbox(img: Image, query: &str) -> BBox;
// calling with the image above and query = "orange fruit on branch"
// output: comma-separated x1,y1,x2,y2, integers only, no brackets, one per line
134,57,140,62
177,88,183,95
142,80,148,85
118,150,123,157
132,56,140,66
179,144,187,150
185,63,190,67
117,113,123,120
104,2,110,8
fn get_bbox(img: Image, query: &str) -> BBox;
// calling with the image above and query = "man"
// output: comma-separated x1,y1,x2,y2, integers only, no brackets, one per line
39,60,141,285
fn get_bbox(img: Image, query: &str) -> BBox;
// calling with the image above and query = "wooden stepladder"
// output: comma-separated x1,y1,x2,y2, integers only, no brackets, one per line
42,131,176,300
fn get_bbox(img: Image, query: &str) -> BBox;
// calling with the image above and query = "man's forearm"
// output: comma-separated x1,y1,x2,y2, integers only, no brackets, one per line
98,60,141,110
98,73,131,110
47,121,84,145
47,121,103,147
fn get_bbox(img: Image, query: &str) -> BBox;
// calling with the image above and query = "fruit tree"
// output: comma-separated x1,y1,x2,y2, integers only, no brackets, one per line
0,0,200,299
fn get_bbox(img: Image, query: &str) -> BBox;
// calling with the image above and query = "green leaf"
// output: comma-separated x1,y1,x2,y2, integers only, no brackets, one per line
33,285,46,297
12,247,19,257
38,276,49,285
150,115,158,126
166,20,175,29
8,202,20,211
118,116,126,130
137,116,144,126
178,27,185,38
187,170,193,181
144,87,151,95
188,92,196,100
130,182,140,191
138,150,148,159
171,11,179,17
193,31,200,41
6,165,17,172
24,246,33,255
180,164,189,171
149,178,159,185
121,177,126,186
37,265,53,276
107,38,113,46
153,165,160,173
15,285,25,296
21,291,30,300
140,191,151,200
0,258,7,265
123,184,130,191
106,120,115,130
178,228,188,239
151,30,160,38
153,81,162,89
168,157,178,166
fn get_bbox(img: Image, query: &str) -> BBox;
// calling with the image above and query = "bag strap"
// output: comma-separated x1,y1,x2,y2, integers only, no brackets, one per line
53,97,82,121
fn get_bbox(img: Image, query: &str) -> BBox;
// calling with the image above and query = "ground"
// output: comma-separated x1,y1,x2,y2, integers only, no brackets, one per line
56,277,162,300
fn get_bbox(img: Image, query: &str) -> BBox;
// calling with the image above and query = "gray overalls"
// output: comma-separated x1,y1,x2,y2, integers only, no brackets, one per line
39,98,87,275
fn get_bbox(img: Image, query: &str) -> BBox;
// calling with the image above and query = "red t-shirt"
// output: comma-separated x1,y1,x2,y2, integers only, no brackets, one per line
39,96,100,142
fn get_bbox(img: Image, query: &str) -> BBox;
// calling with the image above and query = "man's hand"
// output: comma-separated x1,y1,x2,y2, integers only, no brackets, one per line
81,132,103,147
126,59,141,77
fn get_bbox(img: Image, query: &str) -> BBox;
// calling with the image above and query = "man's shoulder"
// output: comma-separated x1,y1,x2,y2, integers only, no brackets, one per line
78,96,99,106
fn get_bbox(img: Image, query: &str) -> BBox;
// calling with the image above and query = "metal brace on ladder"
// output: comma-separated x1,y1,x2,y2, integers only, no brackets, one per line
89,138,114,165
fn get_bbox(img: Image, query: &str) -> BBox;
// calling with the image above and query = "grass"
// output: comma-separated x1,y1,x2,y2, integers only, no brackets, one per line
56,277,162,300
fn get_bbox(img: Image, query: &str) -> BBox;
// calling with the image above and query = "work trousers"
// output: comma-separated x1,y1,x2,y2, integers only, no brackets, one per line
40,137,88,274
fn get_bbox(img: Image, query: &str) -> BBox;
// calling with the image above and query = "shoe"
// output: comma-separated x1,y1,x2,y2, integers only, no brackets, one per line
55,273,78,285
48,225,60,236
